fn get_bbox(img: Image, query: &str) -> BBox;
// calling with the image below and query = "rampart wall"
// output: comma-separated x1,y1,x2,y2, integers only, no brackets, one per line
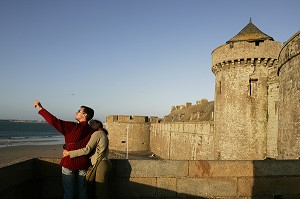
2,158,300,199
150,122,214,160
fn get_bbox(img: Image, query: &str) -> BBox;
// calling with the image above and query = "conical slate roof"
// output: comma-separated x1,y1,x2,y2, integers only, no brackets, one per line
226,19,274,43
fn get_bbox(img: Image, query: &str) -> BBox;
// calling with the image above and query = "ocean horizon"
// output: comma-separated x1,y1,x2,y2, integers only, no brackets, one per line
0,119,64,148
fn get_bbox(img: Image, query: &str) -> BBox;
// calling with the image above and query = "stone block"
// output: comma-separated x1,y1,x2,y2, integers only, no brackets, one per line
132,116,148,123
177,177,237,197
237,177,254,197
106,115,118,122
189,161,254,177
117,115,132,122
238,177,300,196
116,160,188,177
156,177,177,197
112,177,157,198
253,160,300,176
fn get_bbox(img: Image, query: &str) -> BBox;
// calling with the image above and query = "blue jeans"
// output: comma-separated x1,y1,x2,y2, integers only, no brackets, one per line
62,167,88,199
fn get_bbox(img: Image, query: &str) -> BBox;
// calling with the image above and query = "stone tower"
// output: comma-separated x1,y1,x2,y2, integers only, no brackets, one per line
277,31,300,159
211,20,281,160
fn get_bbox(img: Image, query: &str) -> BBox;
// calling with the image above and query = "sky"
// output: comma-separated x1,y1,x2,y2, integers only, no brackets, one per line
0,0,299,122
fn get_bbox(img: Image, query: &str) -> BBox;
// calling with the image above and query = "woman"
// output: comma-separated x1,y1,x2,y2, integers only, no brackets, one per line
63,119,111,199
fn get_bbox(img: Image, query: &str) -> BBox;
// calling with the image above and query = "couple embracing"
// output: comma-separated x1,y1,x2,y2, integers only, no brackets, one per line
34,100,111,199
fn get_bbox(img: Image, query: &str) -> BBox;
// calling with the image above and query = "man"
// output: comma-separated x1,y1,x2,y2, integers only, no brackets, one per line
34,100,94,199
63,120,111,199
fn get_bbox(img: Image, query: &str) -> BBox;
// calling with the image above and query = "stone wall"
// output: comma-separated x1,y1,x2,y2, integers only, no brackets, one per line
150,122,214,160
278,30,300,159
105,115,158,152
103,30,300,162
0,159,35,199
2,158,300,199
211,38,282,160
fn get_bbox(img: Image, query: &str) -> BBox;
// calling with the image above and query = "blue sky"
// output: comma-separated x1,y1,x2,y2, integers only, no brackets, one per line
0,0,299,121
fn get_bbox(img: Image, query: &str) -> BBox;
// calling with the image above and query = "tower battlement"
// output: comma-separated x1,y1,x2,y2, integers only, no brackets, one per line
212,57,278,73
106,115,159,123
212,40,281,69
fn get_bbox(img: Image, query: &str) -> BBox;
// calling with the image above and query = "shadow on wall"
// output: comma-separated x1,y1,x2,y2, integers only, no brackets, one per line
21,158,209,199
34,159,63,198
0,158,207,199
0,159,36,199
252,160,300,198
108,159,208,199
3,159,300,198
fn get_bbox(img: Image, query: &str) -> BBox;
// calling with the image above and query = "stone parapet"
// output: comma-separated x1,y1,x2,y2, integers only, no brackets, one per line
212,40,281,67
212,57,278,74
278,30,300,73
106,115,159,124
2,158,300,198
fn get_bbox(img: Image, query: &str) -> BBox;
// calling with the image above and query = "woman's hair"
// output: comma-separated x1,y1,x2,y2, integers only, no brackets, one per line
90,119,108,135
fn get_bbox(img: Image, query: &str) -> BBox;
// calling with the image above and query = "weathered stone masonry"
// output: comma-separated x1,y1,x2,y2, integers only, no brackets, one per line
212,24,282,160
105,22,300,161
278,30,300,159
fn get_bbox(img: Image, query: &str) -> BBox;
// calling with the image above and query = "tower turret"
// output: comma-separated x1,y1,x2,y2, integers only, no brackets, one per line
277,31,300,159
211,20,281,160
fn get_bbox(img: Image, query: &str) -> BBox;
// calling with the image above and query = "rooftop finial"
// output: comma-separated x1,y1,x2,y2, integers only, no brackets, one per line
250,17,252,23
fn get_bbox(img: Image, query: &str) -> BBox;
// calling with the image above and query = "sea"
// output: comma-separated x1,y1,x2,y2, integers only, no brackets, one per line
0,119,64,148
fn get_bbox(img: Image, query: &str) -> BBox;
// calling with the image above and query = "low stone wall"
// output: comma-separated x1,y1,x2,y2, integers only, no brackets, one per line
2,158,300,198
150,122,214,160
0,159,35,199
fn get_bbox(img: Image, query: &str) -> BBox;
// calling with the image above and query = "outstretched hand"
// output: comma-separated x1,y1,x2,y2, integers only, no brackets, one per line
34,100,43,110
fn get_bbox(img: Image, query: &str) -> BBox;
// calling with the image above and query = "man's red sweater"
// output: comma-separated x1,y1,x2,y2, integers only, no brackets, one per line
39,109,93,170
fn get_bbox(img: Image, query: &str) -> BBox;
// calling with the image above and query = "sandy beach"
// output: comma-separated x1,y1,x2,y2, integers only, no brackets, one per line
0,144,158,168
0,144,63,167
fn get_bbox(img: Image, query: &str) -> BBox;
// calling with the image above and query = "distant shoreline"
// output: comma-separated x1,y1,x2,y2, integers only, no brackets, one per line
9,119,46,123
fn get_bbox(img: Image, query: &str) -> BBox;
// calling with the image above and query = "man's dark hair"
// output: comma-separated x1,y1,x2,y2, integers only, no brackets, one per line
81,106,94,121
